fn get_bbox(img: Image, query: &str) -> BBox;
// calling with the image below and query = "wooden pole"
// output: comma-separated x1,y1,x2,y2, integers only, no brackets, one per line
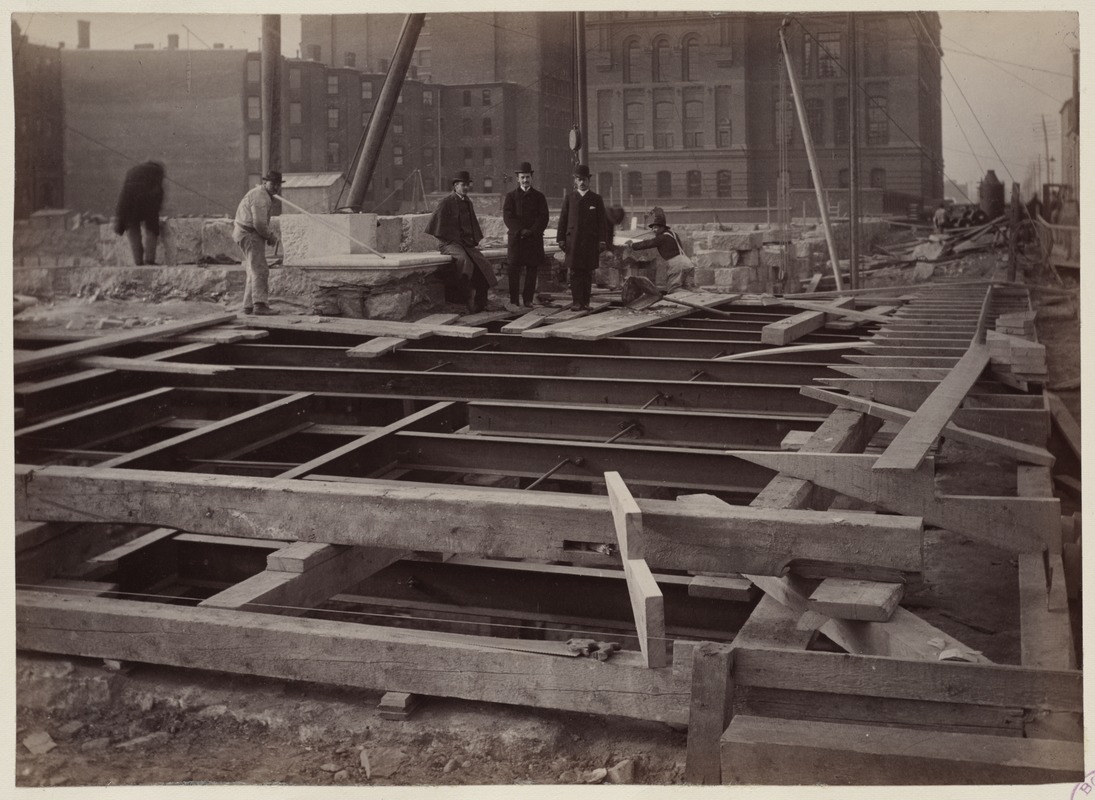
778,23,843,291
575,12,589,166
260,16,281,177
847,13,860,290
684,643,735,784
1009,182,1020,282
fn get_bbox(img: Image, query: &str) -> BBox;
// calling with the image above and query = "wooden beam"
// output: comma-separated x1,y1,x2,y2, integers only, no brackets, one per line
684,643,735,784
13,313,237,374
74,356,235,375
721,715,1082,785
807,579,903,622
777,300,895,324
346,337,407,358
801,386,1054,466
730,594,816,650
760,298,855,346
243,315,486,340
500,305,561,334
1046,392,1081,461
16,590,691,724
605,471,666,669
15,464,924,577
727,452,1057,553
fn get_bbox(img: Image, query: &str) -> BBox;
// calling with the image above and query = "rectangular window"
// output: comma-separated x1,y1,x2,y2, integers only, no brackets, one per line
327,141,340,167
600,132,612,150
464,147,473,166
289,102,302,125
289,137,302,164
247,133,261,160
327,75,339,95
833,96,848,146
483,147,493,167
463,90,472,107
309,44,321,62
393,114,404,135
289,68,300,90
394,145,404,166
482,89,492,106
362,82,373,101
867,91,889,145
802,37,815,79
423,89,433,106
864,21,888,76
817,32,842,78
482,118,492,136
247,96,261,120
247,59,260,83
717,126,731,148
625,133,644,150
654,132,674,149
805,98,824,143
685,131,703,148
328,108,339,129
397,90,403,105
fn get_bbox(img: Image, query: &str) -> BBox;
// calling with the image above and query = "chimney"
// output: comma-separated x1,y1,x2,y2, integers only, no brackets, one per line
167,34,179,50
77,19,90,49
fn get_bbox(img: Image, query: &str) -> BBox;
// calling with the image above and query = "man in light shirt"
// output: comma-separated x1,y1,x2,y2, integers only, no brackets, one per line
232,171,282,316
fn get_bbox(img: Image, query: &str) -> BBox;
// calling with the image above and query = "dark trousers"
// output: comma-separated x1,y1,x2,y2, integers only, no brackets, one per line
507,261,538,305
463,271,489,313
570,270,593,308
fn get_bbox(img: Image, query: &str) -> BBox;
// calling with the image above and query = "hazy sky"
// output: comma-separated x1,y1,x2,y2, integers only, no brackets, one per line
8,8,1081,189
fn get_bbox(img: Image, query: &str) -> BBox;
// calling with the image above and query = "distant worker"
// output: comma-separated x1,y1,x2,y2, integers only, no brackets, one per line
932,202,947,234
557,164,611,311
232,170,283,316
113,160,165,266
426,170,498,314
1027,193,1044,222
502,161,549,309
625,207,695,294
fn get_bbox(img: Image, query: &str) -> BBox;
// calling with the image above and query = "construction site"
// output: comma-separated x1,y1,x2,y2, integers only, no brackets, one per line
11,9,1085,793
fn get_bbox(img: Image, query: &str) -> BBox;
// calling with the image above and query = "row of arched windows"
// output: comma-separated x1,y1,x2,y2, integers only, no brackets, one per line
623,34,702,83
598,169,734,199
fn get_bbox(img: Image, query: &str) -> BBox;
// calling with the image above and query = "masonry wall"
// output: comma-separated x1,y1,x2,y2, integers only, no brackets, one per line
62,49,250,218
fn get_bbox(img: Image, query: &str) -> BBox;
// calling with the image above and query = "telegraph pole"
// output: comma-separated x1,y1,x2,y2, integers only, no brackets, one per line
260,16,281,177
847,13,860,289
575,12,589,166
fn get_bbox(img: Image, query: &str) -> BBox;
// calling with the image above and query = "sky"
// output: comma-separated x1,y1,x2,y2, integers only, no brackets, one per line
7,7,1082,190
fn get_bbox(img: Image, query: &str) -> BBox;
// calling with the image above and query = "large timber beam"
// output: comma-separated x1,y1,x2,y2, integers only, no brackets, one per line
14,465,923,577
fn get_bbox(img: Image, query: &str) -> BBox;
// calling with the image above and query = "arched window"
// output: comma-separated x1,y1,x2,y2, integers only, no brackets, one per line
682,35,701,81
687,170,702,198
655,102,675,120
627,171,643,198
684,100,704,120
657,170,672,198
653,37,671,82
624,38,641,84
717,170,732,198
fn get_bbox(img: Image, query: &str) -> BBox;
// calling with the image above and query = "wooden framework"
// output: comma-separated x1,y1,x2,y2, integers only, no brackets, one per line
12,282,1080,786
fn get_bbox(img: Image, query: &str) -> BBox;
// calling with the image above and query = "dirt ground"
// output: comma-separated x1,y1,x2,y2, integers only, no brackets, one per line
12,247,1081,789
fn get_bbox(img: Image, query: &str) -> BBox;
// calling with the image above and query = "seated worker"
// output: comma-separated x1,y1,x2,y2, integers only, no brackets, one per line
426,170,498,314
625,207,695,293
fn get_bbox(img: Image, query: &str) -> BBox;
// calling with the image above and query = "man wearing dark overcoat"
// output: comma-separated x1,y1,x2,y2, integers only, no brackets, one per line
113,160,166,266
426,170,498,313
502,161,550,309
556,164,611,311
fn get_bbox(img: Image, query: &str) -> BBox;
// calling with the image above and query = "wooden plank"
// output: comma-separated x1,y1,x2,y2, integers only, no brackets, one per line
687,574,756,602
845,354,960,368
41,578,120,597
176,327,270,343
242,315,486,340
266,541,341,573
14,521,78,554
88,527,179,565
71,355,234,375
345,337,407,358
730,594,815,650
728,451,1057,553
873,343,990,471
200,545,407,615
13,313,238,375
761,298,855,345
15,464,925,578
807,579,903,622
778,300,895,324
415,313,461,325
1046,392,1081,461
801,386,1055,466
828,365,952,381
684,643,735,785
521,300,612,338
500,305,562,333
605,471,666,668
721,715,1082,785
1018,553,1076,670
731,647,1082,711
16,591,691,724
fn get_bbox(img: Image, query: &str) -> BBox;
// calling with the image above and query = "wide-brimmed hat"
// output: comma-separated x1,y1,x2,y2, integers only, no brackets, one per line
648,206,667,228
515,162,534,174
262,170,283,184
573,164,591,179
452,170,473,185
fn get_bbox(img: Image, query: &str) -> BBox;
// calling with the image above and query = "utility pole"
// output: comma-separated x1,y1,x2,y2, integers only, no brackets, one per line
575,12,589,166
260,15,281,178
346,14,425,211
778,22,843,291
847,12,860,290
1041,114,1052,187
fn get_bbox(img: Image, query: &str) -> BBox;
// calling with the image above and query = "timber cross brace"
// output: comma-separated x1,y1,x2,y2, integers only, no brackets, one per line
12,281,1081,785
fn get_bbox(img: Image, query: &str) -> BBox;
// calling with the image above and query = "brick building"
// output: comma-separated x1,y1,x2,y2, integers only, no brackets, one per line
586,11,943,212
12,21,64,219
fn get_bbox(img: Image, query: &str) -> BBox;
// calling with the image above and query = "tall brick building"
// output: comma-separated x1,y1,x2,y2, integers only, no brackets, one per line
12,21,64,218
586,11,944,212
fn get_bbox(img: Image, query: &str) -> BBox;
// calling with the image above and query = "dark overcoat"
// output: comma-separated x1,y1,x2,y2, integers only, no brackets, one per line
114,161,165,236
556,189,611,273
502,186,549,265
426,192,497,286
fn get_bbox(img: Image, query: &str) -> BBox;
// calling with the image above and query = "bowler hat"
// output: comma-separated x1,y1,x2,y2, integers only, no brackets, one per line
262,170,283,184
452,170,473,185
515,161,534,174
648,206,667,228
573,164,591,179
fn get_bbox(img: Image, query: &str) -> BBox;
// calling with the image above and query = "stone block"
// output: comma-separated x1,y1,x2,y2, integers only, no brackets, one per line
202,219,244,263
280,213,378,264
365,289,414,320
375,216,404,253
737,249,759,267
162,218,204,266
713,266,757,292
403,214,438,252
477,215,508,247
693,267,716,286
759,246,786,268
707,231,764,250
691,248,738,269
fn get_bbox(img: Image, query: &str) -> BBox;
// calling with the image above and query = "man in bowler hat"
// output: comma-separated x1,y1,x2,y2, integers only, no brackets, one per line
556,164,611,311
502,161,550,309
232,170,283,315
113,160,166,266
426,170,498,314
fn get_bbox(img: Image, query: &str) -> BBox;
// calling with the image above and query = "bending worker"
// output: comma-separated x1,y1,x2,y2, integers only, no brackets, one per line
232,170,282,316
626,207,695,293
113,160,165,266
